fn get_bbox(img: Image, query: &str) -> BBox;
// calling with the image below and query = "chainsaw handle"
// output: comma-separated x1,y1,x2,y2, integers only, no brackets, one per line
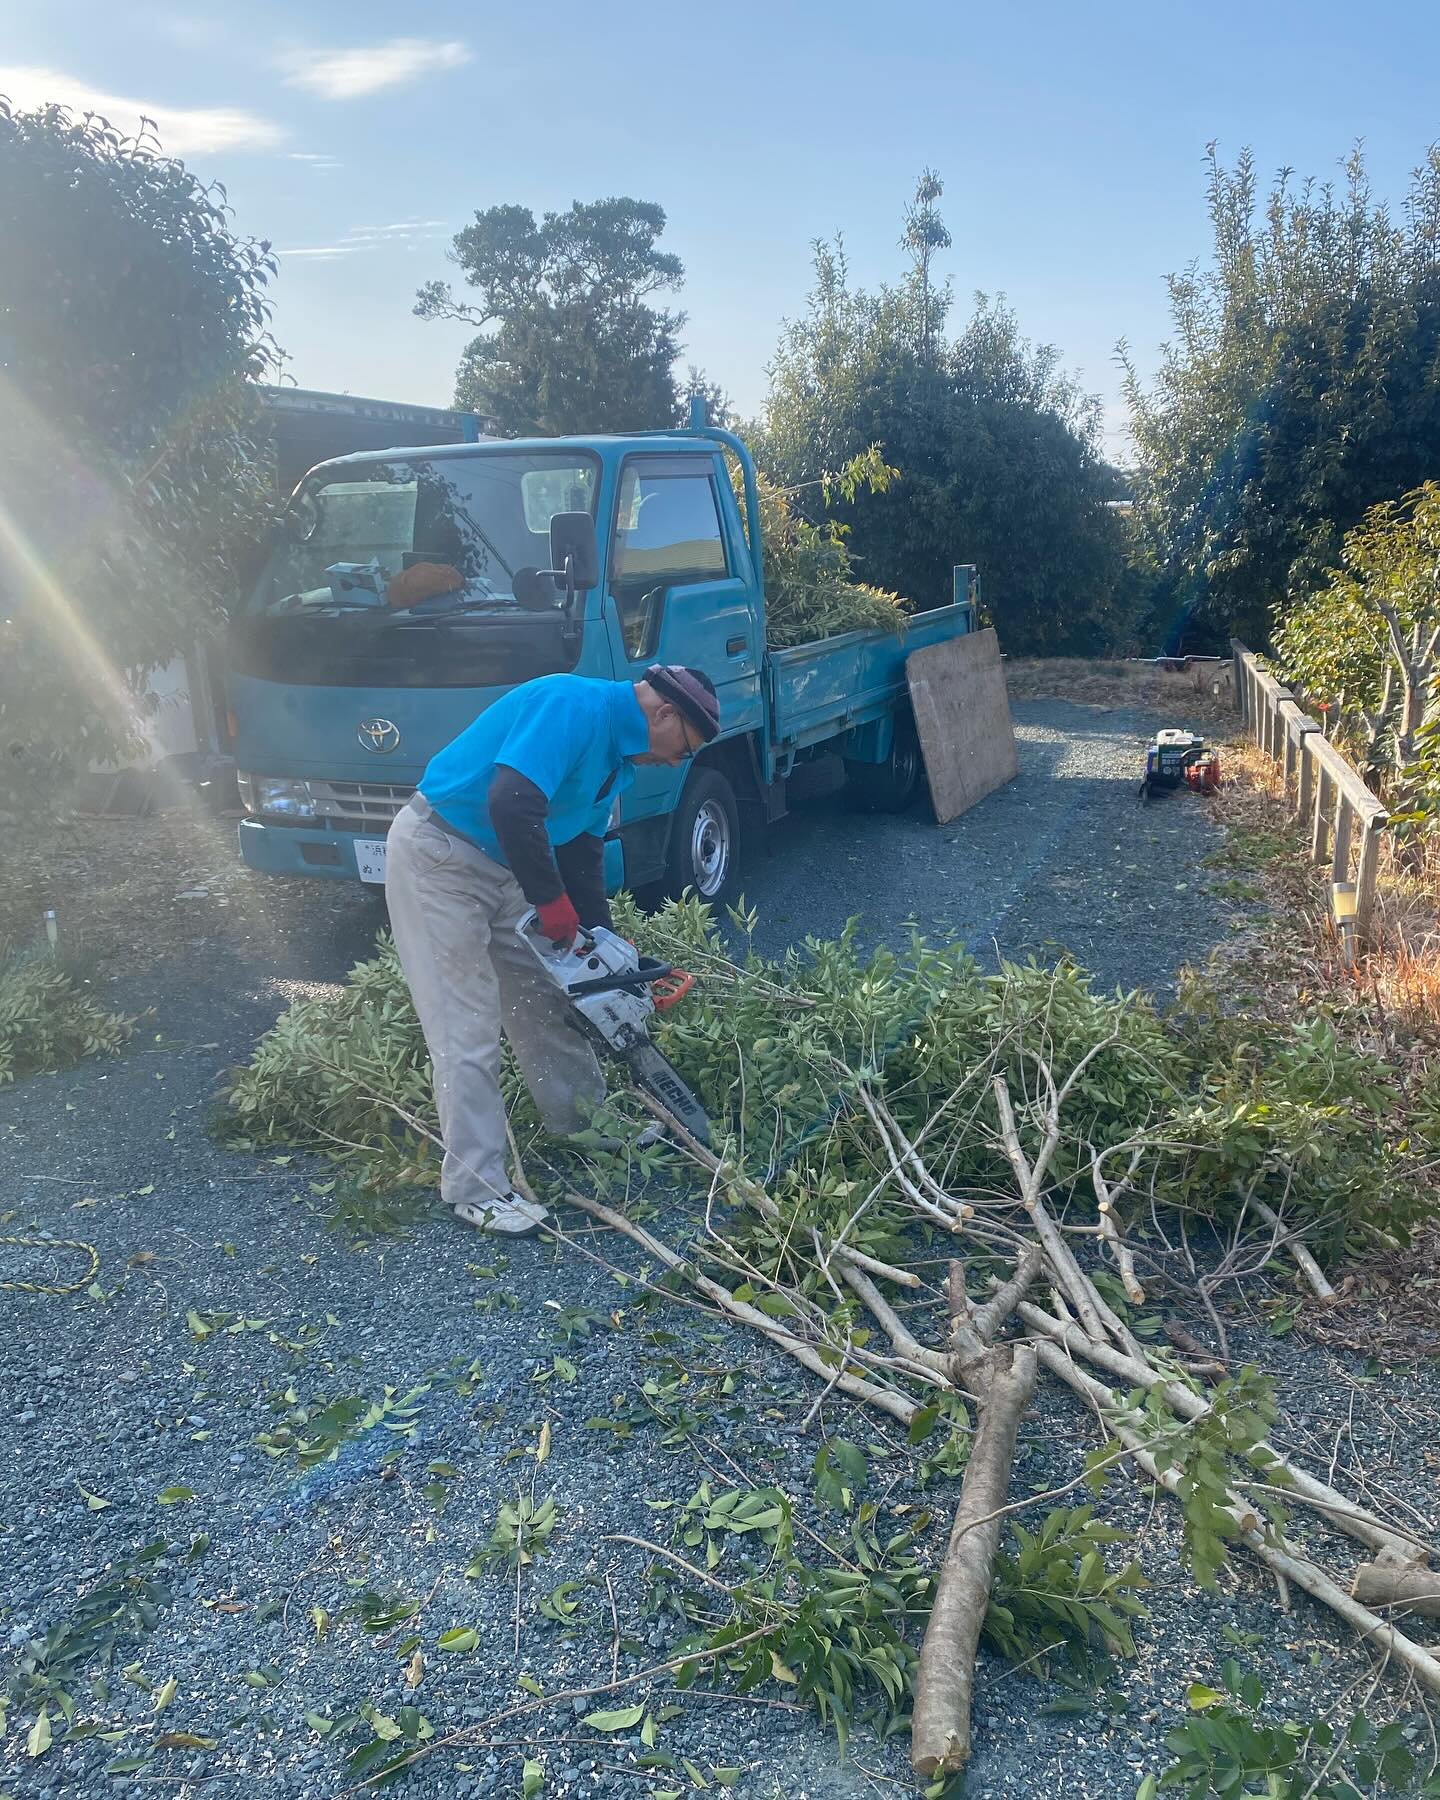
650,970,694,1010
564,955,675,999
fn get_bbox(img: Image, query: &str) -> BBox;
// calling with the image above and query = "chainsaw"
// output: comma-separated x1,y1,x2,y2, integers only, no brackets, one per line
517,912,711,1146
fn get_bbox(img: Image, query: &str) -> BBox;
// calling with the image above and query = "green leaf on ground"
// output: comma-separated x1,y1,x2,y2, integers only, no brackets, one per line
582,1704,645,1731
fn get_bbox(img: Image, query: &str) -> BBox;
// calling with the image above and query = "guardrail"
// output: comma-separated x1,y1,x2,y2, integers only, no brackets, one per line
1231,641,1388,944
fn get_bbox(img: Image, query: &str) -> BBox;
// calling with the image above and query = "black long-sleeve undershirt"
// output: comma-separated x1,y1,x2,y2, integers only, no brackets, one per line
488,766,611,929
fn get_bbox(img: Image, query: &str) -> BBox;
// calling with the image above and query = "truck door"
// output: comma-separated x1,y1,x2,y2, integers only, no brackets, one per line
601,452,762,812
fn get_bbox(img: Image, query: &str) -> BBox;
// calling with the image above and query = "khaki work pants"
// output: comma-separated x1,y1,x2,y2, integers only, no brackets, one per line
384,798,605,1210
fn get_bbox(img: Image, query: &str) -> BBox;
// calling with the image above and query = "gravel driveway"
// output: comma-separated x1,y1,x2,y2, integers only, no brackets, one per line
7,697,1402,1800
743,699,1228,989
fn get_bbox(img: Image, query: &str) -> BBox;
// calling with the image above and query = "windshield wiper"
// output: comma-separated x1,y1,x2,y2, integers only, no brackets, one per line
270,594,382,615
394,598,522,621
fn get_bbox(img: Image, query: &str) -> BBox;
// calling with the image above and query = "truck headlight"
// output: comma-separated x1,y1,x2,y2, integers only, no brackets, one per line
238,774,318,820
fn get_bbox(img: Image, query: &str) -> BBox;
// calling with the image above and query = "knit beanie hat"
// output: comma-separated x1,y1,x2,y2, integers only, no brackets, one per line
644,665,720,742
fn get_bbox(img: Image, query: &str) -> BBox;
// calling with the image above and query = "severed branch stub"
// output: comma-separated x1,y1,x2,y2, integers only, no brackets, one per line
1248,1193,1338,1305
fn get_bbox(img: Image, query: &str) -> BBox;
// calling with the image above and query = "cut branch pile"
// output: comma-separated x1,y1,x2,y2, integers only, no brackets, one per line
556,1025,1440,1780
221,897,1438,1781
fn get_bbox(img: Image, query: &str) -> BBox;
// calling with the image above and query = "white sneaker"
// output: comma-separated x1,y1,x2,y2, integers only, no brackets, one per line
451,1192,551,1236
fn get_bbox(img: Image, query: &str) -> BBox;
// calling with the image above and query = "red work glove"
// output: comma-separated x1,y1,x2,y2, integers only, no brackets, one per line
536,893,580,951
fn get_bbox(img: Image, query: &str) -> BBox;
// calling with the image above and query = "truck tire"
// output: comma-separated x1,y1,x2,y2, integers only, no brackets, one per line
663,768,740,905
845,716,922,813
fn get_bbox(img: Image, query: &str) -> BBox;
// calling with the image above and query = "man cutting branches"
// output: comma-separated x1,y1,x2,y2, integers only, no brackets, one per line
386,665,720,1237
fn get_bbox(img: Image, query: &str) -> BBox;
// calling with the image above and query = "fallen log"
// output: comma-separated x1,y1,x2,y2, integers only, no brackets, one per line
1352,1557,1440,1619
911,1344,1038,1776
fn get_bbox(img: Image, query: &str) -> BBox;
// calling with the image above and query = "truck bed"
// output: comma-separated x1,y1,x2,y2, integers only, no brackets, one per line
765,602,972,752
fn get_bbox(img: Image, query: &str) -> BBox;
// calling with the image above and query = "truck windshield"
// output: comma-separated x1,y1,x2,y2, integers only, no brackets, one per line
256,453,598,610
231,452,600,689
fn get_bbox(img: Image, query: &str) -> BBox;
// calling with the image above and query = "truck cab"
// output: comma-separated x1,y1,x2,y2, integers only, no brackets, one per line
228,428,973,901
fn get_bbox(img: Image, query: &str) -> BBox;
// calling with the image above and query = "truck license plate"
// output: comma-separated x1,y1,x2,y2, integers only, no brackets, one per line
354,837,388,884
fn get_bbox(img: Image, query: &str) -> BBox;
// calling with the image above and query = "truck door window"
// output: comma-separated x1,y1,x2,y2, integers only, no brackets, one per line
611,467,727,658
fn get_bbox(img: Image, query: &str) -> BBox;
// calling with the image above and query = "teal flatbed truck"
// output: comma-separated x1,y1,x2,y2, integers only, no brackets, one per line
227,424,976,902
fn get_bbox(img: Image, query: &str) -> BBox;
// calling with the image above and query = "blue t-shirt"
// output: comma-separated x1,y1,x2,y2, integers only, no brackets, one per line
419,674,649,865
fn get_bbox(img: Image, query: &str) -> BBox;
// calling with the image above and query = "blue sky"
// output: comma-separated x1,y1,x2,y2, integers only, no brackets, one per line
4,1,1437,457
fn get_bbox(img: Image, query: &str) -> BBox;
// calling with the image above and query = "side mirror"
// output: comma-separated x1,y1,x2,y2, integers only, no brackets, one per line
548,512,600,592
512,566,560,613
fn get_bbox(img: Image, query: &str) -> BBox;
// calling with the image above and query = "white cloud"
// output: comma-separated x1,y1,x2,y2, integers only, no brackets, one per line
281,38,471,101
344,220,448,238
278,219,449,260
287,152,343,171
0,63,283,154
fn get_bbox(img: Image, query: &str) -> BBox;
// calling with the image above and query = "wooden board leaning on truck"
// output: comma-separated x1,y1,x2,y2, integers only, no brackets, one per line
906,628,1018,823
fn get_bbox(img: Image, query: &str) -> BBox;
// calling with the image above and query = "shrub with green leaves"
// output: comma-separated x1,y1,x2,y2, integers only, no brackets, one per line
219,936,440,1182
0,952,132,1084
0,100,280,808
219,895,1418,1254
1274,482,1440,798
1165,997,1408,1250
748,455,912,650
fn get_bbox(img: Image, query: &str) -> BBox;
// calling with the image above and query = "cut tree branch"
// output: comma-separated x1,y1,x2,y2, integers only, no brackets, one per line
911,1344,1038,1777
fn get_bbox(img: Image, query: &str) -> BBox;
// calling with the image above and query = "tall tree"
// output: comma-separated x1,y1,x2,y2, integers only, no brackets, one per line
1122,143,1440,649
756,191,1139,657
901,167,952,364
416,198,690,434
0,99,279,809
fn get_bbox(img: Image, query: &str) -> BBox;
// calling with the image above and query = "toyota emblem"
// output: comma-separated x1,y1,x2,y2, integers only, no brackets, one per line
358,717,401,754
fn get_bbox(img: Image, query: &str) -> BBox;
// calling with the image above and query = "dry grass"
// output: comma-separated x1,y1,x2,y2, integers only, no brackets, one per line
1004,656,1235,722
1368,936,1440,1036
1201,736,1440,1359
1208,739,1440,1041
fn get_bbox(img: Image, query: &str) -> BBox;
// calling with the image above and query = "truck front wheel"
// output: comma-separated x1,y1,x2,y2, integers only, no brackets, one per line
663,768,739,905
845,717,922,812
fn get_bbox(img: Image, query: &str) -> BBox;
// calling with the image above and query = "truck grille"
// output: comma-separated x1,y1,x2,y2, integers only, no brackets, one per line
307,779,415,828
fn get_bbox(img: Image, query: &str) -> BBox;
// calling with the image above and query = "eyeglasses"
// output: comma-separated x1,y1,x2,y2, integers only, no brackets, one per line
678,716,701,757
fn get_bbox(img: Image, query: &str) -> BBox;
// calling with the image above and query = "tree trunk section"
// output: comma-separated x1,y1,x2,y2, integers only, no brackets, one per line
910,1344,1038,1777
1352,1559,1440,1618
